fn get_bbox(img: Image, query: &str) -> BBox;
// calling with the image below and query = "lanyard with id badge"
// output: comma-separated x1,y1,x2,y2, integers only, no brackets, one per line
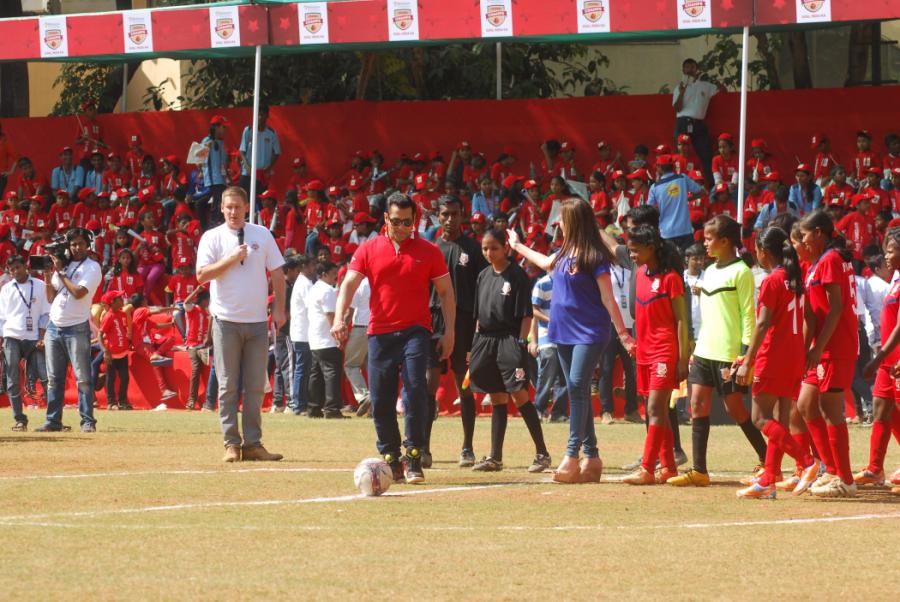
57,259,86,310
14,279,35,332
612,267,627,310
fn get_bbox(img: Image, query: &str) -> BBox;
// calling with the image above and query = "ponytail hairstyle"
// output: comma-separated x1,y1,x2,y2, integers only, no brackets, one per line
798,209,852,262
704,214,742,249
757,226,804,296
482,227,508,247
627,224,684,275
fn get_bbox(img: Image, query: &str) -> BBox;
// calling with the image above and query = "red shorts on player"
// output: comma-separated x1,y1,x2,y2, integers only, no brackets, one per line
872,366,900,401
752,374,800,399
801,358,854,392
637,360,678,396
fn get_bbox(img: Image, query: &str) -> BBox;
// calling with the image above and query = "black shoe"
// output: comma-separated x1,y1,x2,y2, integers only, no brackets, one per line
107,403,119,411
421,450,433,469
384,453,405,483
120,402,133,411
324,411,350,419
549,415,569,423
528,453,552,473
185,401,196,411
404,448,425,484
356,398,371,417
11,422,27,432
81,423,97,433
35,424,71,432
472,456,503,472
307,410,325,418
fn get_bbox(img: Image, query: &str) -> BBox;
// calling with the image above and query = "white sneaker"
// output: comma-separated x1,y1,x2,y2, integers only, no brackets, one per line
811,477,857,498
810,472,836,490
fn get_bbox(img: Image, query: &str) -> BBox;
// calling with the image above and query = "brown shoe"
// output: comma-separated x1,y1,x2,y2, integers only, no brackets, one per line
223,445,242,463
241,445,283,462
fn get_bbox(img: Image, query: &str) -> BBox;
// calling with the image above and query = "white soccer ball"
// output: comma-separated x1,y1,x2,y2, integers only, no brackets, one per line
354,458,393,497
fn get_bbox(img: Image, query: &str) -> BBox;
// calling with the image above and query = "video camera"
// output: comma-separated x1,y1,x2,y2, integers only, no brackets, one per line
28,228,93,272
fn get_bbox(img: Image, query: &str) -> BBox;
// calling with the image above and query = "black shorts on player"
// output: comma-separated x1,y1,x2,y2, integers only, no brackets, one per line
469,333,530,394
688,355,748,396
429,309,476,376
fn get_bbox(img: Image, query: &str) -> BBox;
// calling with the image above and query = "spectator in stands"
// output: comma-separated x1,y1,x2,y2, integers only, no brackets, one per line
197,185,286,462
51,147,84,199
754,186,798,231
200,115,230,227
184,290,212,411
647,154,701,251
471,174,499,219
39,227,102,432
789,164,822,214
239,105,281,193
73,100,107,170
0,121,17,197
0,255,51,431
672,58,718,184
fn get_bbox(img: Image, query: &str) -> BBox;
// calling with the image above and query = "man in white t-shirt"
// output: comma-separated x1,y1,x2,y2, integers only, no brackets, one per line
197,186,286,462
289,255,315,415
672,58,719,185
39,228,102,432
307,261,344,418
345,276,371,416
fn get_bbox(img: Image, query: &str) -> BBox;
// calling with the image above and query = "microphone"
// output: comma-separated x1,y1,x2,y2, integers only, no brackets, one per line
237,228,244,265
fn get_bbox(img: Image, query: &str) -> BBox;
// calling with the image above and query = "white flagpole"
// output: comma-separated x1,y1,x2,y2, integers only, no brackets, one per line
737,26,750,225
249,44,262,224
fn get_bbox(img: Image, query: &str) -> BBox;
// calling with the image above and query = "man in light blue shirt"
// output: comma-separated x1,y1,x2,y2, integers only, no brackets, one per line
201,115,229,227
239,105,281,193
647,155,700,251
50,147,84,198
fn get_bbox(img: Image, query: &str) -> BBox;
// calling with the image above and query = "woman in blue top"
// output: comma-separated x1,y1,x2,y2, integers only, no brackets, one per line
509,199,635,483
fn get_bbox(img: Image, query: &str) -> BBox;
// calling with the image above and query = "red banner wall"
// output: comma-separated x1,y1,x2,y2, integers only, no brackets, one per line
2,87,898,194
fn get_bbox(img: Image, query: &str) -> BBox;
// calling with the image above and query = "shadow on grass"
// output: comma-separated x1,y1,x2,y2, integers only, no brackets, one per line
0,436,78,444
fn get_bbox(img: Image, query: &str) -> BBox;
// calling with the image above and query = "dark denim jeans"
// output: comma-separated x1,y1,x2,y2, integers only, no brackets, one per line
3,338,39,424
290,341,312,414
557,341,606,459
44,320,95,429
534,346,569,419
368,326,430,456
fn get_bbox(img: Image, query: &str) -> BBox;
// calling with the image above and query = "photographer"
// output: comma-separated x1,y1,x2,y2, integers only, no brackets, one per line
37,228,102,432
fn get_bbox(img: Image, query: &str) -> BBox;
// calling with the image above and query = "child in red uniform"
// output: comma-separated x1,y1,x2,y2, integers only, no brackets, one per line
853,130,880,183
747,138,778,182
591,141,622,184
133,155,159,191
708,182,735,219
861,167,890,215
99,290,132,410
712,133,739,193
102,154,131,192
47,190,75,230
622,225,689,485
124,134,145,177
588,172,612,228
626,169,649,206
166,256,200,341
797,210,859,498
810,133,839,187
134,211,167,304
837,193,876,264
167,213,199,268
822,165,854,209
159,156,189,200
734,227,822,498
14,158,48,200
858,228,900,488
184,290,212,410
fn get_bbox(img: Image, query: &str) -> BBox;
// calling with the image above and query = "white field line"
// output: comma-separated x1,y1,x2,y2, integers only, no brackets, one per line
0,466,452,481
0,483,511,523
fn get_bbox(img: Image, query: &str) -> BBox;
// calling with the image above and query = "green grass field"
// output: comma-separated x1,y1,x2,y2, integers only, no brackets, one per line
1,409,898,601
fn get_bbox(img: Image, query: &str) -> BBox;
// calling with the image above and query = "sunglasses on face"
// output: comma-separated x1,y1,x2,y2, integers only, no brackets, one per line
388,218,414,227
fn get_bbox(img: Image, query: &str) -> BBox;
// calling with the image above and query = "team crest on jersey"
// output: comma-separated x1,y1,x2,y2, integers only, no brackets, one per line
486,4,508,26
651,278,660,292
44,28,63,50
656,362,668,377
682,0,706,18
500,281,512,296
801,0,825,13
215,17,235,40
515,368,526,381
393,8,414,30
816,364,825,380
334,245,342,254
303,12,324,34
128,23,148,45
581,0,605,22
458,252,470,266
251,242,260,251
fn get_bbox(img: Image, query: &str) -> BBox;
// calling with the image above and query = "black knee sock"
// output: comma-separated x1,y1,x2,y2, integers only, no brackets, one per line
692,416,710,474
423,394,437,452
460,393,476,451
490,404,508,462
739,418,768,463
518,401,548,456
668,406,683,452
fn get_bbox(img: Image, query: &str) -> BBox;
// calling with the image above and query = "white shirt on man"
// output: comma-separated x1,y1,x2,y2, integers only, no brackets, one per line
0,277,51,340
350,277,371,327
610,264,634,329
307,279,338,350
49,258,102,328
196,222,285,323
289,273,313,343
673,79,718,120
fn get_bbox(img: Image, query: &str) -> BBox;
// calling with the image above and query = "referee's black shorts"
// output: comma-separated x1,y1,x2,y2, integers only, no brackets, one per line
428,309,476,376
688,355,747,396
469,332,530,394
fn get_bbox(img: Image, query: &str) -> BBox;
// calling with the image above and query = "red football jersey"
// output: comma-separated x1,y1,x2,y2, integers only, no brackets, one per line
709,199,736,219
185,305,211,348
108,272,144,298
837,211,876,260
590,191,612,226
100,310,130,355
880,280,900,365
688,194,708,225
822,183,855,208
634,267,684,365
754,267,805,382
134,229,166,264
813,152,840,181
854,151,881,180
746,156,778,181
166,273,199,303
805,248,858,360
102,169,131,192
712,154,739,184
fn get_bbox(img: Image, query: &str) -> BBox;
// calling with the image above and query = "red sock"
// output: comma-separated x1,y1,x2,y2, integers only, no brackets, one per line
759,435,783,486
827,423,853,484
658,426,675,471
891,406,900,445
806,417,835,474
642,425,664,472
792,432,813,472
868,419,892,473
763,421,812,468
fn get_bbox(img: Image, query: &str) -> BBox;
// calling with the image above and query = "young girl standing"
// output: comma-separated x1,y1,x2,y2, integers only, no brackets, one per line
797,210,859,498
469,228,551,473
622,225,689,485
734,227,822,499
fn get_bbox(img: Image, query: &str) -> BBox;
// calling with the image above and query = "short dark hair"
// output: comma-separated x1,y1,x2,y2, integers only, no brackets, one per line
197,290,210,303
683,58,698,67
633,144,648,156
293,254,313,270
626,205,660,228
492,211,509,223
482,227,508,246
282,256,303,273
6,255,25,267
437,195,461,210
386,192,415,213
684,243,705,258
316,261,337,277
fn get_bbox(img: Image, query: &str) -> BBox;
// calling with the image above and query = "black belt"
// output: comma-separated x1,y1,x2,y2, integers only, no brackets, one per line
678,116,704,123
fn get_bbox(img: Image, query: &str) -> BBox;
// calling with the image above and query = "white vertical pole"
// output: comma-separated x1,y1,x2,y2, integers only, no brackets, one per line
737,26,750,225
495,42,502,100
121,63,129,113
249,44,262,224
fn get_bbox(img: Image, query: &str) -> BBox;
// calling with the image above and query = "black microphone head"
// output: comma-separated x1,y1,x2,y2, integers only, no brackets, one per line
237,228,244,245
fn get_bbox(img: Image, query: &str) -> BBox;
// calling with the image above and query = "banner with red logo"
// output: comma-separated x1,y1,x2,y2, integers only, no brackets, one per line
387,0,420,41
210,5,241,48
298,2,329,44
38,15,69,59
577,0,612,34
795,0,832,23
123,9,153,54
480,0,513,37
676,0,712,29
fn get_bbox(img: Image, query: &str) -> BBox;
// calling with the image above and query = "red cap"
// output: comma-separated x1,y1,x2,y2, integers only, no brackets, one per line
210,115,228,126
101,290,126,305
688,169,705,182
714,182,729,195
522,179,539,190
97,191,111,201
326,185,340,197
750,138,767,149
865,167,882,176
457,141,471,150
412,152,426,163
107,152,120,161
162,154,179,167
353,212,376,225
892,167,900,178
612,170,626,180
4,190,18,200
655,154,674,167
429,150,442,161
130,134,142,145
856,129,872,139
502,174,524,189
306,179,325,192
502,145,516,157
852,192,875,207
414,173,429,191
471,212,486,224
84,219,101,230
292,156,305,167
560,141,574,152
810,133,827,150
353,150,369,160
56,221,70,232
113,188,131,202
77,188,95,201
325,217,342,228
79,99,95,111
677,134,691,145
55,189,69,198
30,194,46,205
138,186,156,203
655,144,671,155
596,140,609,149
348,176,363,191
760,172,781,183
717,132,733,142
258,189,277,200
626,169,649,181
795,163,812,174
60,145,73,154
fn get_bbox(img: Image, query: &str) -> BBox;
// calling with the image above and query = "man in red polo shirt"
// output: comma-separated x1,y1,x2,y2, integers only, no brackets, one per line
332,192,456,484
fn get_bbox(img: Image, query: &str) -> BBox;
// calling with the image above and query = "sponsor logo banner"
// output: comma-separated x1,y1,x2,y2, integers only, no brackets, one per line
387,0,420,41
676,0,712,30
299,2,330,44
796,0,831,23
123,10,153,54
210,5,241,48
480,0,514,38
39,16,69,58
577,0,611,34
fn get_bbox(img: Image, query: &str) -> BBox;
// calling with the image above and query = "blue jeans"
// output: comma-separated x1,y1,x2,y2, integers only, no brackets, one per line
368,326,429,456
3,338,40,424
557,341,606,459
44,320,95,428
535,346,569,419
291,341,312,414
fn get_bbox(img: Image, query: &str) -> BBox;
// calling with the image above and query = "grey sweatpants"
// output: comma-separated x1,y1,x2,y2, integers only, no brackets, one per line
212,318,269,448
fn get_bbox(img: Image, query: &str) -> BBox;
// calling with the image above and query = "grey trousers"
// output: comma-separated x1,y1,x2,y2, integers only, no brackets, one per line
343,325,369,403
212,318,268,448
272,331,293,406
309,346,343,414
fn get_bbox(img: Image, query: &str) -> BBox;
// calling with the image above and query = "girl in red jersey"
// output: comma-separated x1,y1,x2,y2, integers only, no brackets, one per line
735,226,822,499
588,171,612,228
622,225,689,485
858,227,900,488
797,210,859,498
